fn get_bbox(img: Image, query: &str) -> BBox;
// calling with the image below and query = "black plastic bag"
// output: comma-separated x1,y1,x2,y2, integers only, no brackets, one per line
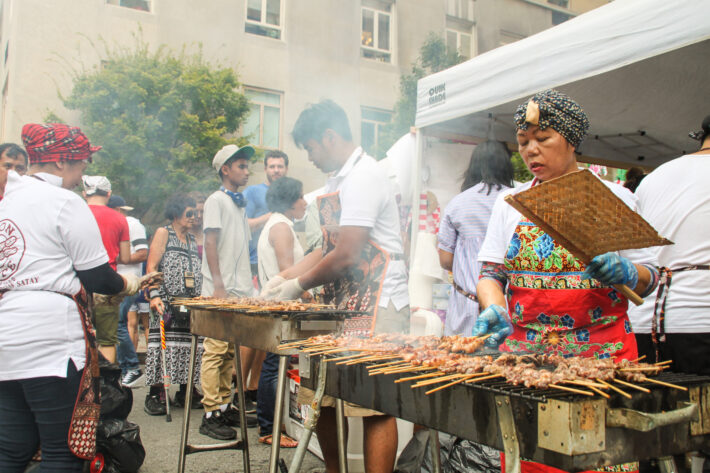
99,361,133,420
96,418,146,473
396,430,501,473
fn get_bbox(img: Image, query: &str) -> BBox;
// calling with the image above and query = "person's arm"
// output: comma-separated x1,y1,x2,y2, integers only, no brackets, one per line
270,222,296,272
129,248,148,264
118,240,131,265
476,278,507,310
146,227,168,314
204,228,227,298
248,212,272,231
298,226,369,290
438,249,454,272
279,249,323,279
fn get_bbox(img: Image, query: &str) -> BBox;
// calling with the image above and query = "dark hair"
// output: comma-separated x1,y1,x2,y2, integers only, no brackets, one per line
623,167,646,193
187,190,207,204
698,114,710,144
292,100,352,148
0,143,28,163
218,154,248,180
266,177,303,214
264,150,289,168
88,189,110,197
165,193,196,221
461,141,514,193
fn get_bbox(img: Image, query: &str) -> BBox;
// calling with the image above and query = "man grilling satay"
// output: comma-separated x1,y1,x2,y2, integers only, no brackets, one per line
262,100,409,473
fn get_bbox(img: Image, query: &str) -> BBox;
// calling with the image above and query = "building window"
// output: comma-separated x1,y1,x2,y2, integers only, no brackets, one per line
243,88,282,149
446,29,472,60
446,0,474,21
105,0,151,12
361,107,392,159
245,0,282,40
361,3,392,63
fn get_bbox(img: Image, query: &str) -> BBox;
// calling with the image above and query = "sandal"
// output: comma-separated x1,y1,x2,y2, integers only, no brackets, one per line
258,434,298,448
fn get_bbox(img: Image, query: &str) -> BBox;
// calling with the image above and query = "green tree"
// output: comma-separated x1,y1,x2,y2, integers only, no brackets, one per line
55,39,250,218
377,33,463,156
512,152,534,182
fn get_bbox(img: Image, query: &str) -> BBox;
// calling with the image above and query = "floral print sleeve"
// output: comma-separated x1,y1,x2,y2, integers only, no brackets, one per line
480,261,508,291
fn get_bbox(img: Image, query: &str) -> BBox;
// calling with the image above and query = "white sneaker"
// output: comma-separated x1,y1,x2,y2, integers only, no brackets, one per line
122,369,144,388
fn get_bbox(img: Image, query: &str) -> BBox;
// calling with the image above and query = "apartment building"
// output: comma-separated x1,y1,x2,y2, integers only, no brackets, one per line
0,0,605,190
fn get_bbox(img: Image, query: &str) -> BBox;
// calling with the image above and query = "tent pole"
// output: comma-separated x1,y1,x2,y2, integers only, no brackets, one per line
409,128,424,261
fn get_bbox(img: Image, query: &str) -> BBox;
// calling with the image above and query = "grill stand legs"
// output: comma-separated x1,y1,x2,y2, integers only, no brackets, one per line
496,395,521,473
268,355,289,473
177,335,247,473
658,457,678,473
429,430,442,473
290,359,328,473
336,399,349,473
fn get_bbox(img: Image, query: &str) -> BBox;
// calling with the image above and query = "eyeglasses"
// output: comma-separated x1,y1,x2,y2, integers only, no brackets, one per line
184,210,195,218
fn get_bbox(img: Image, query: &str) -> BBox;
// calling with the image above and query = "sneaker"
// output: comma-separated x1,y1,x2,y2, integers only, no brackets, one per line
144,394,167,416
223,405,258,428
173,389,204,410
200,411,237,440
121,369,144,388
232,391,257,414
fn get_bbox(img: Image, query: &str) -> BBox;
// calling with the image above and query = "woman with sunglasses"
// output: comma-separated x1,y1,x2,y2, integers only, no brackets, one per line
144,193,204,415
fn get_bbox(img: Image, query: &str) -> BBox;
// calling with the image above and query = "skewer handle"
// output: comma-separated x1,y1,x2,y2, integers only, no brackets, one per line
614,283,644,306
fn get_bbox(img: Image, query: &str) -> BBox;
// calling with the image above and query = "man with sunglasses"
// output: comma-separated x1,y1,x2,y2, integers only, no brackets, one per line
199,144,259,440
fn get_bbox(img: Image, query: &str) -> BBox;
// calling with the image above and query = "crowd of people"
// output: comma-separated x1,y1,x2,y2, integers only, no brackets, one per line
0,96,708,473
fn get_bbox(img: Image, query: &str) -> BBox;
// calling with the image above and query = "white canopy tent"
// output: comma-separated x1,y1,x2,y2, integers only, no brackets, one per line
415,0,710,170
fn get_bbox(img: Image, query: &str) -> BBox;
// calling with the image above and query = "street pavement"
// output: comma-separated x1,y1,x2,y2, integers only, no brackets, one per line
127,384,324,473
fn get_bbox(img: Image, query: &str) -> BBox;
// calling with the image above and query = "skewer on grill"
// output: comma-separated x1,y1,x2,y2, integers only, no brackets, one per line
639,376,687,391
613,378,651,393
549,384,596,396
596,378,632,399
412,373,470,388
425,374,480,395
395,372,446,383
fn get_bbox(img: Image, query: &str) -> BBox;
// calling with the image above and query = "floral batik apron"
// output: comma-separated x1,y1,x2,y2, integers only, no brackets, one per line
502,217,638,360
317,191,391,336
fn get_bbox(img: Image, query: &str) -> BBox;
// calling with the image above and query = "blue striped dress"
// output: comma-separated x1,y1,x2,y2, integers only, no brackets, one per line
437,182,511,335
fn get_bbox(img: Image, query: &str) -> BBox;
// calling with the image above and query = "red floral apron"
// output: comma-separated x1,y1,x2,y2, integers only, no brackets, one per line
501,218,638,473
317,191,390,336
502,218,637,360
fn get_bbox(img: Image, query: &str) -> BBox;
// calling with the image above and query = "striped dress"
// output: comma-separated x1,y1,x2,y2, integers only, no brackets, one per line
437,182,511,335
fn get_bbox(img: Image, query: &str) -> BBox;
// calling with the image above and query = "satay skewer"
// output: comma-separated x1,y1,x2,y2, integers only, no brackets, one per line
395,372,447,383
586,385,611,399
549,384,595,396
367,360,405,370
411,373,468,388
328,353,370,363
562,379,608,389
639,376,687,391
596,378,632,399
655,360,673,366
335,354,373,365
613,378,651,393
425,374,479,395
381,366,436,375
631,355,646,362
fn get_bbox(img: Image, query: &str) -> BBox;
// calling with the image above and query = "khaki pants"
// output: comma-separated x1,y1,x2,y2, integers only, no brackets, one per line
200,337,235,412
298,302,411,416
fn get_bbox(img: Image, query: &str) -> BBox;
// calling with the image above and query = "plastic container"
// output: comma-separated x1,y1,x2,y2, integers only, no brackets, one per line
410,308,444,337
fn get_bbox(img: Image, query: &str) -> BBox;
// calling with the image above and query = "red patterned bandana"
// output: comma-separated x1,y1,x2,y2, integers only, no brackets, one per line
21,123,101,165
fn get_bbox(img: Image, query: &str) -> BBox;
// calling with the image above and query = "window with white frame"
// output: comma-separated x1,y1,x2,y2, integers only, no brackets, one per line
446,29,472,60
361,3,392,63
245,0,283,40
243,88,282,149
105,0,151,12
361,107,392,159
446,0,474,21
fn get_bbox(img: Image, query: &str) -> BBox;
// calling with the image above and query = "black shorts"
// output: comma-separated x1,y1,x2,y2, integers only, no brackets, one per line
635,333,710,376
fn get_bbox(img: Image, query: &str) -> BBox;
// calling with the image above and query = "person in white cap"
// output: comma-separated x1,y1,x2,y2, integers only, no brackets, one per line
83,175,131,363
198,143,258,440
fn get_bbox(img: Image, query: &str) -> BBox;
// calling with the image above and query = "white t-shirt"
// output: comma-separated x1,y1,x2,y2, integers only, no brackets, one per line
116,215,148,277
325,147,409,310
0,171,109,380
627,153,710,333
478,176,657,274
201,190,253,297
258,213,305,286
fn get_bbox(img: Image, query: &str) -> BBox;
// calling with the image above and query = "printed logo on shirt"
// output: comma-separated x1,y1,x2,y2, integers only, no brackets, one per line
0,219,25,281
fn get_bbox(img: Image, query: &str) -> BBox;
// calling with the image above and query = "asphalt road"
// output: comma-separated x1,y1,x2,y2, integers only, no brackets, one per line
128,385,324,473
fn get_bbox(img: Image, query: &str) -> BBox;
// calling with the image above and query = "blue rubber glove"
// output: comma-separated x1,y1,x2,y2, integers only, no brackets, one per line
472,304,513,348
582,252,639,288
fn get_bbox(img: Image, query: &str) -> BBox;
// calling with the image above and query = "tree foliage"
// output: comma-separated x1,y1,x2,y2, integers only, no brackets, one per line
57,39,250,217
377,33,463,156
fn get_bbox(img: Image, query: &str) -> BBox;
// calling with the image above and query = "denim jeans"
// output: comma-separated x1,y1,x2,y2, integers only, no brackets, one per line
256,352,280,435
0,360,85,472
117,294,140,374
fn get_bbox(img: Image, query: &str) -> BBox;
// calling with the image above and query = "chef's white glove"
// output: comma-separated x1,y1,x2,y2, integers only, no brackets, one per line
118,273,141,296
266,278,305,301
259,275,286,298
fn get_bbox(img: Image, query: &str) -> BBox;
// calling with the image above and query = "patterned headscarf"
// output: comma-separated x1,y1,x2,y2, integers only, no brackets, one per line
21,123,101,165
514,89,590,150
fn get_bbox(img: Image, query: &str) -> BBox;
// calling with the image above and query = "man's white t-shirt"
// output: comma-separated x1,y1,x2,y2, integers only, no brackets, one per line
478,176,657,275
0,171,109,380
200,190,253,297
628,153,710,333
325,147,409,310
117,215,148,277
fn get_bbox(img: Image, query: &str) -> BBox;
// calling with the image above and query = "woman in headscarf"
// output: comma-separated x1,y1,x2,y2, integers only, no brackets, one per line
473,90,661,473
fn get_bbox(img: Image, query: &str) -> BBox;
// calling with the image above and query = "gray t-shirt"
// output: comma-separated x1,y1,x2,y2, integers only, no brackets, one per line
200,190,253,297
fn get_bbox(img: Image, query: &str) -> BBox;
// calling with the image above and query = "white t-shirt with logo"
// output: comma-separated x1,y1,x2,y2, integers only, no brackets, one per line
117,215,148,277
628,153,710,333
325,147,409,310
0,171,109,380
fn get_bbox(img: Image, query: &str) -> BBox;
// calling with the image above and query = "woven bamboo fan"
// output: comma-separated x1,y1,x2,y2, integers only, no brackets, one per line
504,169,672,305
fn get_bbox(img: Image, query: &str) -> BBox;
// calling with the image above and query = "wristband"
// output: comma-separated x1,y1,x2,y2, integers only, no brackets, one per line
149,289,161,299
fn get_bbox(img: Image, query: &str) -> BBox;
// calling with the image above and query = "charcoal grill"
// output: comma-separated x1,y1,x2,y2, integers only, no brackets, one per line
300,353,710,473
176,307,349,473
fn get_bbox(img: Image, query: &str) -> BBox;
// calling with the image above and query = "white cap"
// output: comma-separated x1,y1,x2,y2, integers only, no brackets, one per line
212,144,255,172
82,175,111,195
